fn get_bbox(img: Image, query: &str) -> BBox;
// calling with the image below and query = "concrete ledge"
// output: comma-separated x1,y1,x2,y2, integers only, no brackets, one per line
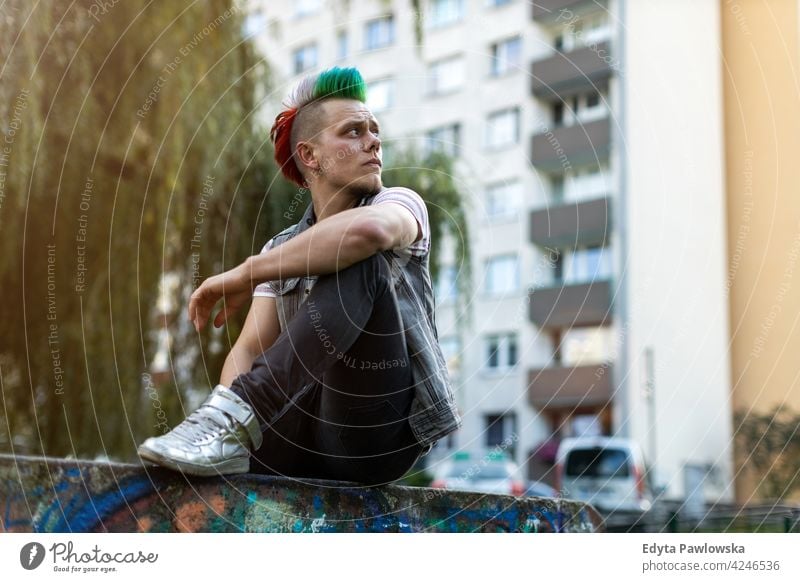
0,454,603,532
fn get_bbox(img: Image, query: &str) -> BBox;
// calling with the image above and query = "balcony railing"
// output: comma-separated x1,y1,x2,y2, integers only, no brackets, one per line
528,363,614,409
531,41,613,99
531,117,611,171
528,279,613,329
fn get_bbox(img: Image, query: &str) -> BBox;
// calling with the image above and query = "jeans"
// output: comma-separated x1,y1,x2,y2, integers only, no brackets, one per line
228,252,425,485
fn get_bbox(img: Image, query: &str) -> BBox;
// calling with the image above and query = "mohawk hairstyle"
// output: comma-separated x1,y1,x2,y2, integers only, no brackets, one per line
270,67,368,187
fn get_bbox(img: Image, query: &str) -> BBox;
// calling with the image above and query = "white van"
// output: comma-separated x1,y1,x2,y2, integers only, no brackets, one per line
554,436,653,515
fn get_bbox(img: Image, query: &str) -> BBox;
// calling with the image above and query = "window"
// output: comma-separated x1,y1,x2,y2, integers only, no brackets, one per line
435,264,459,303
428,0,464,29
364,15,394,50
536,248,563,288
485,254,518,295
555,14,607,54
490,36,522,76
564,163,610,202
486,0,512,7
485,413,517,453
439,336,462,377
486,180,522,220
336,30,348,60
428,55,465,95
561,327,617,367
552,249,564,283
425,123,461,157
552,91,607,127
564,245,612,284
552,101,565,127
565,448,630,478
582,12,611,45
486,107,520,149
367,78,393,112
551,174,565,202
293,0,321,18
580,90,606,122
484,334,518,370
570,95,579,116
292,43,317,75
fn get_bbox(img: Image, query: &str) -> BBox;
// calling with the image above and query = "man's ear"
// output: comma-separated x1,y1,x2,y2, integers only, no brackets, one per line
295,141,319,173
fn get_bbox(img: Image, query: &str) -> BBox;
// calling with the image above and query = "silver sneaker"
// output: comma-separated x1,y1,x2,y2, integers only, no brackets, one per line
137,385,263,476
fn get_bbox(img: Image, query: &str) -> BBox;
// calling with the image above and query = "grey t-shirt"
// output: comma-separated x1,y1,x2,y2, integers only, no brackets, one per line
253,186,431,298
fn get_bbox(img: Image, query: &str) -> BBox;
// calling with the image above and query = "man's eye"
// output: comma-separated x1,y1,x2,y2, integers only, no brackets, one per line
348,128,359,135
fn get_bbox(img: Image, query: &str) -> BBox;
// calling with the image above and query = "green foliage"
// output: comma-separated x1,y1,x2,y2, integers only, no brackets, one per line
397,469,434,488
734,405,800,501
382,147,472,328
0,0,292,459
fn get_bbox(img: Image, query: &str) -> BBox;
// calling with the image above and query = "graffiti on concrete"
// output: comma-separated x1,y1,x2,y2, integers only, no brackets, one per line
0,454,602,533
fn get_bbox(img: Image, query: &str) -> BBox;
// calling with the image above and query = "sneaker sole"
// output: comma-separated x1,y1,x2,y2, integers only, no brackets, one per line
137,445,250,477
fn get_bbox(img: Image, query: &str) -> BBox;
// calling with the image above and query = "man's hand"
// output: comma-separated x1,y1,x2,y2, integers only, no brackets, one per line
188,261,254,332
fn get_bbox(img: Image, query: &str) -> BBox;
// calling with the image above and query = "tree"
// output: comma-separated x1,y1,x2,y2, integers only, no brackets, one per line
0,0,292,459
734,405,800,501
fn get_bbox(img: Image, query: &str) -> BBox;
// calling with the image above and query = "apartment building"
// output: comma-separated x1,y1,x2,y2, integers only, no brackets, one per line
248,0,734,502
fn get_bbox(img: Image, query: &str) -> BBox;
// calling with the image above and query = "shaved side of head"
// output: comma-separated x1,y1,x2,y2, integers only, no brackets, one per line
290,100,329,168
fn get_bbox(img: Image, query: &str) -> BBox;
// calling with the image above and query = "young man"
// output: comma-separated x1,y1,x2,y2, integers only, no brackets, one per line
137,67,460,485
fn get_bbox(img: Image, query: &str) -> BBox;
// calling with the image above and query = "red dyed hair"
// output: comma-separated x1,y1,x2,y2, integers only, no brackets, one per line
269,107,305,187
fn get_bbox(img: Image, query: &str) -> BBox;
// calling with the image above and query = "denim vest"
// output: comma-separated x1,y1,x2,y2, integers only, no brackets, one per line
264,195,462,452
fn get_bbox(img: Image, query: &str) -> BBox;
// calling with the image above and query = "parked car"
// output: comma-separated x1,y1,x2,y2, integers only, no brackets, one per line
430,450,526,496
554,437,654,521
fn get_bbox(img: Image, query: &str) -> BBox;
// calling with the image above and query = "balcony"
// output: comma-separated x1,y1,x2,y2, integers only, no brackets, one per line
527,363,613,409
531,41,613,99
531,0,602,21
529,279,612,329
531,117,610,171
529,196,611,249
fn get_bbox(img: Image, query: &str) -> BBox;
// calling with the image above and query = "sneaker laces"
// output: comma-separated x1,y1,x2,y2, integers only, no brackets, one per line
172,404,237,444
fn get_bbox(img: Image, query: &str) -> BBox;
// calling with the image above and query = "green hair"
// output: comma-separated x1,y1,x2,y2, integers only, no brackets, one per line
285,66,367,109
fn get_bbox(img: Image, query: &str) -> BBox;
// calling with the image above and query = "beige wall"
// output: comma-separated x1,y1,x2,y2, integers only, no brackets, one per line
721,0,800,502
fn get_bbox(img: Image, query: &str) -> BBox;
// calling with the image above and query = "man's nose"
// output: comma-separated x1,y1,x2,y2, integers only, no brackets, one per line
365,132,380,152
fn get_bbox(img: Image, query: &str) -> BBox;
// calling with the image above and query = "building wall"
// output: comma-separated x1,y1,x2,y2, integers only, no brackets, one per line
622,0,733,501
720,0,800,503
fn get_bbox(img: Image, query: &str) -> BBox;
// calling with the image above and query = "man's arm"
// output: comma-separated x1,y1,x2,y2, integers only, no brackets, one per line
242,203,419,285
219,296,281,386
189,202,418,331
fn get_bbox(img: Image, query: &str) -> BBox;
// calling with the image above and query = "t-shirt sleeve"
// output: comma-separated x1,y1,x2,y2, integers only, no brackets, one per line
371,187,431,256
252,238,276,298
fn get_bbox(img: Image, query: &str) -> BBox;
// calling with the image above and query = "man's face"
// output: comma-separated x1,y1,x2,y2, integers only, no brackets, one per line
309,99,382,197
